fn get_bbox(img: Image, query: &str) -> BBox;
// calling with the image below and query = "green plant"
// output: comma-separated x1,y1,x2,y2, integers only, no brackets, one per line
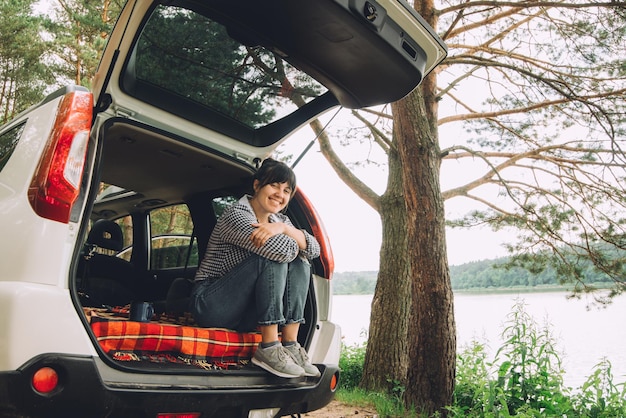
571,358,626,417
452,339,498,416
339,341,366,390
449,299,576,417
386,377,406,402
338,343,417,417
493,299,573,415
341,300,626,417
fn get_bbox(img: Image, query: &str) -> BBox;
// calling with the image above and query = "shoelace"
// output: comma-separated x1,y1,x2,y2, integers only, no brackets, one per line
276,346,292,363
286,345,308,364
297,346,310,362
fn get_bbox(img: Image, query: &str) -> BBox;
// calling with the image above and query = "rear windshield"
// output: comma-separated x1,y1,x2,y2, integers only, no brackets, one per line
126,4,327,130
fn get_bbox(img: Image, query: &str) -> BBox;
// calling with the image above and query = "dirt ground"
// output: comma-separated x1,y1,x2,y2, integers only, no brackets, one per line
300,400,378,418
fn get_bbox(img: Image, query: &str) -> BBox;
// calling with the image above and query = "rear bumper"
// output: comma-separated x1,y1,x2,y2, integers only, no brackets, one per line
0,353,339,418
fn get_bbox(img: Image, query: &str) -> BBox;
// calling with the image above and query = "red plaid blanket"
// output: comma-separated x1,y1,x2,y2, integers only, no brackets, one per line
88,310,262,369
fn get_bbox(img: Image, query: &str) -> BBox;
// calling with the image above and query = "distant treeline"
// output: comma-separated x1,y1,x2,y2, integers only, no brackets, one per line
332,257,615,295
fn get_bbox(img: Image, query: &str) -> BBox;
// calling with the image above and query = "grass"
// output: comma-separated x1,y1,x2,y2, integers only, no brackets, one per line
338,339,420,416
336,387,416,417
338,299,626,417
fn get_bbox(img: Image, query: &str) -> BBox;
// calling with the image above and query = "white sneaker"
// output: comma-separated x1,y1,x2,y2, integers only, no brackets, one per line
283,343,321,377
252,344,305,378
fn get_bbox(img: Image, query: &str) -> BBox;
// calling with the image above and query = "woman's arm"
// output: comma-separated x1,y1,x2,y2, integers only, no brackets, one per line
250,222,306,249
221,204,300,262
253,215,321,259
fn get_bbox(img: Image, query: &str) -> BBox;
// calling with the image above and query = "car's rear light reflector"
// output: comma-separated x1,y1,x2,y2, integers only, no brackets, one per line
32,366,59,394
156,414,201,418
330,370,339,392
28,90,93,223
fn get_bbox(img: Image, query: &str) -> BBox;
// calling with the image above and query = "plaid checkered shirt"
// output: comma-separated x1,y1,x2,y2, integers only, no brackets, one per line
195,195,320,281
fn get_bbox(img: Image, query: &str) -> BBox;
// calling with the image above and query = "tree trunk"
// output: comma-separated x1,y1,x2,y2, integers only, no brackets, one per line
392,85,456,414
360,147,411,392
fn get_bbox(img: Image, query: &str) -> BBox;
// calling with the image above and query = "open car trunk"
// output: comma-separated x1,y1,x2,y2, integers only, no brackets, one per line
66,0,446,413
77,118,326,378
80,0,445,379
0,0,447,415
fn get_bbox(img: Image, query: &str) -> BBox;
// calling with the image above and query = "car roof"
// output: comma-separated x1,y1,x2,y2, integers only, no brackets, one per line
92,0,447,166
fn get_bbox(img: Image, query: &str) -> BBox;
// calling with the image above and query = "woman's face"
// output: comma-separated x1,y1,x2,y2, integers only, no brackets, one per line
253,180,293,214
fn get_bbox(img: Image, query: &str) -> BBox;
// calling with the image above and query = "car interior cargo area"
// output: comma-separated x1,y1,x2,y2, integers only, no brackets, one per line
77,120,319,377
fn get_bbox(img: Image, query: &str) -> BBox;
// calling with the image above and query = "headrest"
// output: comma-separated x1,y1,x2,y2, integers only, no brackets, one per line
87,219,124,252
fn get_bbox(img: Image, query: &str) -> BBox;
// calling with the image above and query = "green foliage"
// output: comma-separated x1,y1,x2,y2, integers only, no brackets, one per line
338,342,366,390
339,342,417,416
491,300,572,416
333,271,378,294
0,0,125,117
334,264,563,295
42,0,124,88
0,0,51,122
338,301,626,417
4,0,323,125
332,250,625,295
452,340,495,415
133,5,323,129
150,205,193,236
449,301,626,417
451,256,621,292
570,359,626,417
449,300,576,416
450,259,556,290
339,342,423,416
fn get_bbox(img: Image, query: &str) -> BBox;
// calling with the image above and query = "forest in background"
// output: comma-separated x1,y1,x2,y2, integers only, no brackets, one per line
333,255,616,295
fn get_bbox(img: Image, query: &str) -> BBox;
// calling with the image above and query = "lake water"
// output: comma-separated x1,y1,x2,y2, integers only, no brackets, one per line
332,292,626,390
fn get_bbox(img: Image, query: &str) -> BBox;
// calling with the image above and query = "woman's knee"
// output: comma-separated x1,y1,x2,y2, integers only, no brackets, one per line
259,256,288,274
288,257,310,280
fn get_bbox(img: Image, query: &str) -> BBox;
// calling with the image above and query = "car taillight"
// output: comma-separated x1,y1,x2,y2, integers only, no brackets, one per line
28,90,93,223
294,189,334,279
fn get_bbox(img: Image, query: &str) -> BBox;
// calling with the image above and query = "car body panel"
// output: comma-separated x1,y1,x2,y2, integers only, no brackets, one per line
0,283,97,371
0,93,81,287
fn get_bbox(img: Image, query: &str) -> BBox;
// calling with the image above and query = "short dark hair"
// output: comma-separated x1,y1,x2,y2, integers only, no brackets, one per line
253,158,297,195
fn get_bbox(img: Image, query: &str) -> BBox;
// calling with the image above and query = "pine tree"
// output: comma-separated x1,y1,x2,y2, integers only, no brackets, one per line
0,0,50,123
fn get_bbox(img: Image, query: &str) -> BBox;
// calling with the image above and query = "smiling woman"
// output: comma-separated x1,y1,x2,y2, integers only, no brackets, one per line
191,158,322,378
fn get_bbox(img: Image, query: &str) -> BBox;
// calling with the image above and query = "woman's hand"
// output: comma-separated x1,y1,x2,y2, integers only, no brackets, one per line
250,222,286,247
250,222,307,249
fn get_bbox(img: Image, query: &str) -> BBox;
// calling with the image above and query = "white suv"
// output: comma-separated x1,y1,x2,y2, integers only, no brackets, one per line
0,0,446,416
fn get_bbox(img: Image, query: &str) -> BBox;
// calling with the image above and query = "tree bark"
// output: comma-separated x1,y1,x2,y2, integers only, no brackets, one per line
310,0,456,407
392,85,456,414
360,147,411,391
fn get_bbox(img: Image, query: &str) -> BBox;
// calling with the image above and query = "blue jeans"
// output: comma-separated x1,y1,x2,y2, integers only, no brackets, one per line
191,254,311,332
